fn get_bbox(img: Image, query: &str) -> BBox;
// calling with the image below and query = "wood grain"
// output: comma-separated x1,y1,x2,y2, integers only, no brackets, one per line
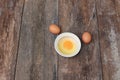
115,0,120,15
0,0,24,80
58,0,102,80
1,0,119,80
15,0,58,80
96,0,120,80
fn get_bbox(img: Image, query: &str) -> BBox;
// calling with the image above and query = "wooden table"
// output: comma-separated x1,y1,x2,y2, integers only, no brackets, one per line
0,0,120,80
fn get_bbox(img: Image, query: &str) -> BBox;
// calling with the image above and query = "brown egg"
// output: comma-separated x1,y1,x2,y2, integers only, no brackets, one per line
49,24,60,34
82,32,92,44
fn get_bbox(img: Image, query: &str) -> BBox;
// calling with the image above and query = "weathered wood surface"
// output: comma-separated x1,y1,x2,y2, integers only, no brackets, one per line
96,0,120,80
15,0,58,80
58,0,102,80
0,0,120,80
0,0,24,80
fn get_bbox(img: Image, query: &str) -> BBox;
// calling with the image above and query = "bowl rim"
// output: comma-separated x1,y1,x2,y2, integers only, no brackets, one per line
54,32,81,57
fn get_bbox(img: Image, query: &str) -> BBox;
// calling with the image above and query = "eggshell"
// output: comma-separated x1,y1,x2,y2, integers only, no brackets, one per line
49,24,60,34
82,32,92,44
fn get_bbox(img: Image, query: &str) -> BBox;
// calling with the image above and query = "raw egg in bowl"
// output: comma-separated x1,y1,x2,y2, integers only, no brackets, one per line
54,32,81,57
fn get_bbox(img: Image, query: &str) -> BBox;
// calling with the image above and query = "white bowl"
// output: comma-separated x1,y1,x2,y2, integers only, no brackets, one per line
54,32,81,57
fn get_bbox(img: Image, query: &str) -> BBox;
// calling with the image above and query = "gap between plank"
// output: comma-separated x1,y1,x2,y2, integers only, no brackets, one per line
14,0,26,80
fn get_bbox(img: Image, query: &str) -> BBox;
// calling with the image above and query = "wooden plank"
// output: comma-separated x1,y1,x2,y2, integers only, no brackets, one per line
96,0,120,80
58,0,102,80
114,0,120,31
0,0,24,80
115,0,120,15
15,0,58,80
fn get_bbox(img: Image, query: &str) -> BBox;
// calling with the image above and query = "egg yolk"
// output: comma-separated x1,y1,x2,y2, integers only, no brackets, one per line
58,37,77,55
63,41,73,50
